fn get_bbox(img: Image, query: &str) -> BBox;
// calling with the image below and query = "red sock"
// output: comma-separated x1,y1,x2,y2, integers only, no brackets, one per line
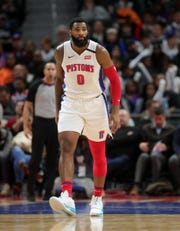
94,186,103,197
61,181,72,197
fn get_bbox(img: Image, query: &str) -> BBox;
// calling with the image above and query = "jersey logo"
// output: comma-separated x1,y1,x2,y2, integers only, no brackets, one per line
99,130,105,139
68,55,75,58
84,55,91,60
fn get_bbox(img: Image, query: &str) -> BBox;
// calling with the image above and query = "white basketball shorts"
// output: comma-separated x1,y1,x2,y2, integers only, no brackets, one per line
57,94,111,141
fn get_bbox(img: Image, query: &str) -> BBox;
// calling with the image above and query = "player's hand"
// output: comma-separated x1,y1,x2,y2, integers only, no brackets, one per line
109,105,120,134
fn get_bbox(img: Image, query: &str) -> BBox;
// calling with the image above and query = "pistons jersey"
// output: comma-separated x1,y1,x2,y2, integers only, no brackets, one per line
61,40,104,100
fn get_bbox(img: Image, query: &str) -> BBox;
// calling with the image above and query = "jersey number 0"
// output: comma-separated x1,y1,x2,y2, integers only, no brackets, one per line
77,74,84,85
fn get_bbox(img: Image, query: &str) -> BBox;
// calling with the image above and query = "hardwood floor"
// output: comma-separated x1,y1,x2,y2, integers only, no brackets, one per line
0,196,180,230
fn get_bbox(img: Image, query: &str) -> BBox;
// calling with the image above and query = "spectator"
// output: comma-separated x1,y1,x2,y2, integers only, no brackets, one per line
164,64,179,93
161,32,179,63
168,125,180,195
130,106,175,195
11,128,32,196
28,50,45,80
4,100,24,136
22,40,36,69
114,0,142,31
154,72,179,114
11,32,25,63
165,10,180,41
111,45,122,60
0,52,16,88
135,34,153,54
0,0,20,28
0,13,13,42
0,85,16,118
54,24,69,47
135,82,168,114
40,36,54,63
137,99,161,128
12,64,34,87
150,22,165,45
139,11,155,38
121,80,140,114
11,77,28,103
106,109,141,186
90,20,106,45
78,0,111,25
0,41,9,68
103,27,121,56
119,23,139,60
0,120,13,196
150,42,169,73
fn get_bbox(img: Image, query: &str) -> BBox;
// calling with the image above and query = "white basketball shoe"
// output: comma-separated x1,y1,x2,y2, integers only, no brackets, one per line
49,190,76,216
90,195,103,216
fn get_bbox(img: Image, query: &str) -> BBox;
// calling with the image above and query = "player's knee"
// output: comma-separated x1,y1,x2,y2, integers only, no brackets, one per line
60,138,74,153
94,161,107,177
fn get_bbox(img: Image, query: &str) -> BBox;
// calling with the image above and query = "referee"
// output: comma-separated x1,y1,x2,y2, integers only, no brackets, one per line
23,62,59,201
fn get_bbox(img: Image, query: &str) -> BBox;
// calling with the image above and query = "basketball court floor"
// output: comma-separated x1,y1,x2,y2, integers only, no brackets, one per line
0,194,180,231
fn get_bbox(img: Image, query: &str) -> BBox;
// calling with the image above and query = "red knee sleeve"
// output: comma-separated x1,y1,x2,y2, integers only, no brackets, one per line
88,139,107,177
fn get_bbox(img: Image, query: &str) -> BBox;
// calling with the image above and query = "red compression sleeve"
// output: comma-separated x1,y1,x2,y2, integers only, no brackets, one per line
103,65,122,105
88,140,107,177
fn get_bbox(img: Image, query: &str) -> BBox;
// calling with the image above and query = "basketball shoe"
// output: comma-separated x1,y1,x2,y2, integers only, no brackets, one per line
90,195,103,216
49,191,76,216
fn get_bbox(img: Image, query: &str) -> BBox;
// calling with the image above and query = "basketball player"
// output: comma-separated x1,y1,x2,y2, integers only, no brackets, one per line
49,17,122,216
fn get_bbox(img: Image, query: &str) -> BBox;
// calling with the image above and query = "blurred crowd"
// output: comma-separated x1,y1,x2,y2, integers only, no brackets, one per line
0,0,180,198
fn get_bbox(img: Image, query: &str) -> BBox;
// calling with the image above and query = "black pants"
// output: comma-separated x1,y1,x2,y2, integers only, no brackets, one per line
27,116,59,195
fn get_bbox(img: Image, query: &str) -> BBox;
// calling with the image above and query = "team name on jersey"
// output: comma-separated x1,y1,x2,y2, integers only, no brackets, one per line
66,64,94,73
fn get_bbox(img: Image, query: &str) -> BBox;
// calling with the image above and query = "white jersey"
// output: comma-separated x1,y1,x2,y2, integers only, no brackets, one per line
61,40,104,100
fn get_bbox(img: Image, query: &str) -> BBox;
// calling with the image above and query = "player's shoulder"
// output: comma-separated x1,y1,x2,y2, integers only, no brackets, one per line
56,40,70,49
88,40,107,55
55,41,70,60
96,43,109,57
56,43,64,52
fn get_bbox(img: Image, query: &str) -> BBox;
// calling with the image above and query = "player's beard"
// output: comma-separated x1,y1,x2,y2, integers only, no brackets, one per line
71,35,89,47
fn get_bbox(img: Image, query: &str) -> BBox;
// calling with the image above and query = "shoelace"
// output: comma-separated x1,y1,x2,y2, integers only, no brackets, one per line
90,197,101,206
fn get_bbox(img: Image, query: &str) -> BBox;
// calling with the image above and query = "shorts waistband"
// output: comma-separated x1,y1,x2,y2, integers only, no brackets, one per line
66,94,102,102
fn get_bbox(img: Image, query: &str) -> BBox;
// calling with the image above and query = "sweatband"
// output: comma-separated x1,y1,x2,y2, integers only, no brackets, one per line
103,65,122,105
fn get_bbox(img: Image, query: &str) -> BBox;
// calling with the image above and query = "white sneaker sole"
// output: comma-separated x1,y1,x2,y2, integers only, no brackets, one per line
90,209,103,216
49,196,76,216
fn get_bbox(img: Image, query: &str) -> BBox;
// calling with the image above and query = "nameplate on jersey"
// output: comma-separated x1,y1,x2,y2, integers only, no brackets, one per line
66,64,94,72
